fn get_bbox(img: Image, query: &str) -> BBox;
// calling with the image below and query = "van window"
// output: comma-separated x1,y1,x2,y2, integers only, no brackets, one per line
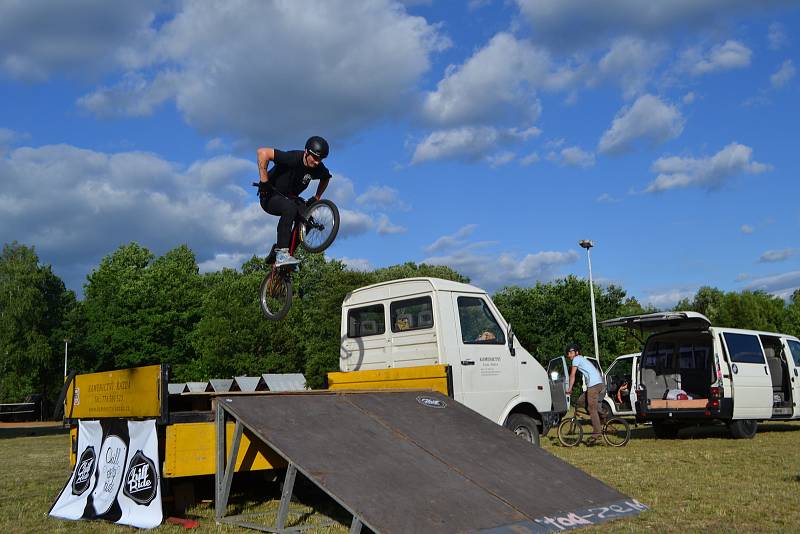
723,333,765,364
390,296,433,333
347,304,385,338
457,296,505,345
787,340,800,367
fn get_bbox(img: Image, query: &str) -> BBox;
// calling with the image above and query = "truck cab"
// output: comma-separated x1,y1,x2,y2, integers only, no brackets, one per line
337,278,566,444
602,311,800,439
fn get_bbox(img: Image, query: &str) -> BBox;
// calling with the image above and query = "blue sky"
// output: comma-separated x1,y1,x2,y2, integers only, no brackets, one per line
1,0,798,308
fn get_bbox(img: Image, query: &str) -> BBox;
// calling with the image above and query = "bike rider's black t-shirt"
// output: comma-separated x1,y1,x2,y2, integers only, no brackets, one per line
268,150,331,197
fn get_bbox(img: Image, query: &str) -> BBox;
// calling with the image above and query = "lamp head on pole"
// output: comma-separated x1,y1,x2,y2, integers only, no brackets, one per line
578,240,594,250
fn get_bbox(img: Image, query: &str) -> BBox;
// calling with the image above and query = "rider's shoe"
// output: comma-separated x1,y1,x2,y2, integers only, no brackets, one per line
274,248,300,267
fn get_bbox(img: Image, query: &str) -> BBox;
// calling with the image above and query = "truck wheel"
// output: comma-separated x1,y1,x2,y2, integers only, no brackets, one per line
729,419,758,439
652,421,680,439
505,414,540,446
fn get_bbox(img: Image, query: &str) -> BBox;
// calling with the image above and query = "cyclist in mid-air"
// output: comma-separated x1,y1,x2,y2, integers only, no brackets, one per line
256,136,331,267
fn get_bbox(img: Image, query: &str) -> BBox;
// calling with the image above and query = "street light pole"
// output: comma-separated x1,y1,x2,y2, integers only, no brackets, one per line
63,338,70,378
579,240,600,361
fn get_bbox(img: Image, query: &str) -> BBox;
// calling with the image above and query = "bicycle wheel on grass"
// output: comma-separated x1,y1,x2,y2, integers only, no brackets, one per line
300,199,340,253
259,270,293,321
557,417,583,447
602,417,630,447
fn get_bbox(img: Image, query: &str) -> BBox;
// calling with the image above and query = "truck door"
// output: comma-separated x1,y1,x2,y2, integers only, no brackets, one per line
547,356,569,413
721,332,772,419
783,339,800,418
453,294,517,424
604,356,635,416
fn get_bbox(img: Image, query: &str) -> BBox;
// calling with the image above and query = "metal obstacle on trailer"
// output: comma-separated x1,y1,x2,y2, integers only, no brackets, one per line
213,390,647,534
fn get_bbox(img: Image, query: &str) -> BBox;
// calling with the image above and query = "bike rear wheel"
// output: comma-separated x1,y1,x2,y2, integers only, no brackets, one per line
557,417,583,447
300,199,340,253
602,417,631,447
259,270,293,321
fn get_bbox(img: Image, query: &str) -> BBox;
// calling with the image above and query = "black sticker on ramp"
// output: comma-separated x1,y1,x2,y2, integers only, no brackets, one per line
123,450,158,505
72,446,96,496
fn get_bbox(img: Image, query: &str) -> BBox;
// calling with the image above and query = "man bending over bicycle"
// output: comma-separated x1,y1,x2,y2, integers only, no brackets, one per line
257,136,331,267
566,343,605,444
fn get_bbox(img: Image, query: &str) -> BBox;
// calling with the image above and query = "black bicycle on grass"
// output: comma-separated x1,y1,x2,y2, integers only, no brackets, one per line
253,183,340,321
557,396,631,447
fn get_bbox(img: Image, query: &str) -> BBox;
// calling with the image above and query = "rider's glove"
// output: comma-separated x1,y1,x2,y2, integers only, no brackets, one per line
305,195,319,207
258,181,274,194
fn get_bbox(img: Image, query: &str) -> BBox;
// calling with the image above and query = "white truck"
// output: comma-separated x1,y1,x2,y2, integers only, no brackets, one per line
602,311,800,438
331,277,568,445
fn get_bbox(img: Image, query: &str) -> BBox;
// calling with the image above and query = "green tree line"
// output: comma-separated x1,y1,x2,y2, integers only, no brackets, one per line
3,240,800,408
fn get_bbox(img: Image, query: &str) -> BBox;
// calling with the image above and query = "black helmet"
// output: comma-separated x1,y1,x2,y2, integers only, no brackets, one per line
305,136,329,159
565,343,580,354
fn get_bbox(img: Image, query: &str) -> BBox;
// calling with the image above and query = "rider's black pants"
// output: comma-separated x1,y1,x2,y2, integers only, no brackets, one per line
260,193,299,249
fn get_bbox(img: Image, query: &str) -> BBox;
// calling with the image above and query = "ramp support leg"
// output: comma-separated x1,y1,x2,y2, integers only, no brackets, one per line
215,402,243,521
276,463,297,530
349,516,363,534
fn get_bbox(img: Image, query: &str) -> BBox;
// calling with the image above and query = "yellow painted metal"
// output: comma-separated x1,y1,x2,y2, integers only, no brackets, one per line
327,364,450,395
163,421,285,478
69,426,77,467
66,365,162,419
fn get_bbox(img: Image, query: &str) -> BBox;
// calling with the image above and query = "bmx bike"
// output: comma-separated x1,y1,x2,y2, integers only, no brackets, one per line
557,396,630,447
253,183,340,321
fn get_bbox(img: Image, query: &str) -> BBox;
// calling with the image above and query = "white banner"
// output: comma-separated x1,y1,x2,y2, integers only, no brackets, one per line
50,419,162,529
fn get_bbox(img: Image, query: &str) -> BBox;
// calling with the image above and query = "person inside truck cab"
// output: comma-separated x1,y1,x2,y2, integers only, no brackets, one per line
567,343,605,444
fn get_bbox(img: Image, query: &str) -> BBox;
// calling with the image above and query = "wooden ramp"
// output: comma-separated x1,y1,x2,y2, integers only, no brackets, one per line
214,391,646,533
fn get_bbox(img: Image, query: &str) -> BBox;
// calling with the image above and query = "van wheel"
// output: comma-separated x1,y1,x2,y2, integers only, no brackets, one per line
652,422,680,439
505,414,541,446
729,419,758,439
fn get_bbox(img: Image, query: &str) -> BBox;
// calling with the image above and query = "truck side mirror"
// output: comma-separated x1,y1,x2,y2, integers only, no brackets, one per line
507,325,516,356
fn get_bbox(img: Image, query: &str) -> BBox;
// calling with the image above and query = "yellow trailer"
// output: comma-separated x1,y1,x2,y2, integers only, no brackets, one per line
66,364,449,478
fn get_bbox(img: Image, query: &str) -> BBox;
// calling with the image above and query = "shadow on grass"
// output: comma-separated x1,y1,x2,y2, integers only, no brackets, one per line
628,420,800,441
0,423,69,439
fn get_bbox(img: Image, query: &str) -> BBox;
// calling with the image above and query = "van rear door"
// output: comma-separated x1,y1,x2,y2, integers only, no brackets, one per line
601,311,711,332
783,338,800,418
721,332,772,419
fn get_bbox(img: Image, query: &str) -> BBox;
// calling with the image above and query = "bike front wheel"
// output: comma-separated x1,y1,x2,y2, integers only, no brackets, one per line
259,270,293,321
300,199,340,253
602,417,631,447
557,417,583,447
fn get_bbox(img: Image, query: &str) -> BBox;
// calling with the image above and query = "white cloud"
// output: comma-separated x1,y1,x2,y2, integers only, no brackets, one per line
326,174,357,207
0,1,161,81
424,248,579,292
735,273,750,282
740,224,754,234
682,91,696,104
598,37,667,98
560,146,595,168
422,32,579,127
376,214,407,235
338,209,374,239
425,224,479,254
338,257,374,271
598,94,684,154
487,151,515,167
514,0,783,49
642,287,697,309
411,126,539,164
596,193,621,203
520,152,540,166
770,60,796,88
76,0,448,145
205,137,228,152
356,186,409,211
645,142,771,193
679,40,752,76
744,271,800,300
759,248,798,263
198,252,252,273
768,22,788,50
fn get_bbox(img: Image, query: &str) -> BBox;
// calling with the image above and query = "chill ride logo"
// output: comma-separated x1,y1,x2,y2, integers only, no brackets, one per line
123,450,158,505
416,395,447,409
72,446,96,495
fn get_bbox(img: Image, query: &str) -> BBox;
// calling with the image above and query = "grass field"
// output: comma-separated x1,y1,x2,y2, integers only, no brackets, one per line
2,421,800,533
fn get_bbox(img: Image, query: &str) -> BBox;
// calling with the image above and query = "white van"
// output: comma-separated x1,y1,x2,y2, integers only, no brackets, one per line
602,311,800,438
337,277,567,444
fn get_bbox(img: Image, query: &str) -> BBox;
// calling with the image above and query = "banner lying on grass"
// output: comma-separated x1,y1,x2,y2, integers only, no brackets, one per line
50,419,162,529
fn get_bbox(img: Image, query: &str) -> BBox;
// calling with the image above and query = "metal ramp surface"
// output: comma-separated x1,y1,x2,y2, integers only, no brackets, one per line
214,391,646,533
